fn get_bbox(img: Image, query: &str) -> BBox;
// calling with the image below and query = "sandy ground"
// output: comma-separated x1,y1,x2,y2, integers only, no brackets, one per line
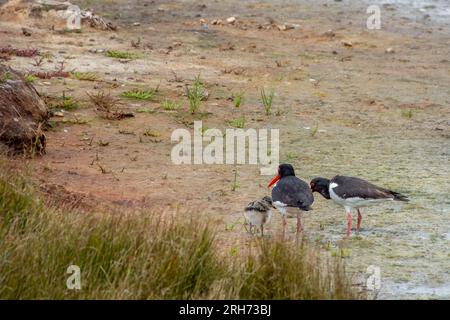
1,0,449,299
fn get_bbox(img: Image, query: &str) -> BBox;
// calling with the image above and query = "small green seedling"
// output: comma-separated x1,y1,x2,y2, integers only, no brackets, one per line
161,100,181,111
226,115,245,128
260,86,274,115
233,92,244,108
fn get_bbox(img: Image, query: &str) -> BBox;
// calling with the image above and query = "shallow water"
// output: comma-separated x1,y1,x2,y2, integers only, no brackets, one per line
363,0,450,25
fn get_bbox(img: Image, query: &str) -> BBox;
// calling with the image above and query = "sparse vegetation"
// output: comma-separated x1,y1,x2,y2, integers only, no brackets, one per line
161,100,181,111
0,47,39,57
226,115,245,128
58,92,79,111
105,50,138,59
33,61,70,79
0,140,361,299
233,92,244,108
24,74,38,84
97,140,109,147
121,88,158,101
136,107,156,114
143,129,161,137
32,56,45,67
260,86,274,115
402,109,414,119
187,75,203,114
87,91,119,113
285,152,297,162
311,123,319,137
0,72,12,83
87,91,133,120
48,92,79,113
70,71,98,81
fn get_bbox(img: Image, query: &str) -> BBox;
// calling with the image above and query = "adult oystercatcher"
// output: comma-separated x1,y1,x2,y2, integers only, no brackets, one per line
268,164,314,239
310,175,409,239
244,196,274,237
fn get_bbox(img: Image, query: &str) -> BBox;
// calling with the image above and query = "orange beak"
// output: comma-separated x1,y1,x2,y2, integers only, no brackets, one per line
268,175,280,188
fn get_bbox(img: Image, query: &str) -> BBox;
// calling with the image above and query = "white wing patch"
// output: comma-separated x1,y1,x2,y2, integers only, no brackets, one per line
273,201,287,207
273,201,287,216
330,182,339,189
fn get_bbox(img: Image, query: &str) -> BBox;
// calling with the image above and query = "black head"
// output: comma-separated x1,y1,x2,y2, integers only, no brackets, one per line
268,164,296,188
278,163,296,178
310,177,331,199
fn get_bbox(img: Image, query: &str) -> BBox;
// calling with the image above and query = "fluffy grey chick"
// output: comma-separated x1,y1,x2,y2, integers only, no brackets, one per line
244,196,274,236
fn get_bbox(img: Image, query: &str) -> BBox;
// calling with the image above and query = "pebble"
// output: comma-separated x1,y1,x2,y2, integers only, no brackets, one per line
385,47,395,54
226,16,236,24
342,40,353,47
323,29,335,37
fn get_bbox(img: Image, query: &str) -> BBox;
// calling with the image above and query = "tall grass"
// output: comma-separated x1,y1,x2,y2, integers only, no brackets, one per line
0,164,362,300
187,75,203,114
260,86,274,115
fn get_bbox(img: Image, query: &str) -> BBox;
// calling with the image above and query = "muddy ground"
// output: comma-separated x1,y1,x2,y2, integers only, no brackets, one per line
1,0,449,299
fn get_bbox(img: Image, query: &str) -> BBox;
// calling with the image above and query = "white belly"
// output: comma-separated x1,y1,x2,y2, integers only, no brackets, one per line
329,183,393,209
245,210,272,226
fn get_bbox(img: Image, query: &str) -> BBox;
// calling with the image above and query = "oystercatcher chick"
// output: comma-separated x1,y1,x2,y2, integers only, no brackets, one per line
244,196,274,237
310,175,409,239
268,164,314,240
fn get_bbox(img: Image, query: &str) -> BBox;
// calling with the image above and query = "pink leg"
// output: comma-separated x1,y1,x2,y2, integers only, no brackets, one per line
347,211,352,240
357,209,362,233
296,211,303,243
282,215,287,241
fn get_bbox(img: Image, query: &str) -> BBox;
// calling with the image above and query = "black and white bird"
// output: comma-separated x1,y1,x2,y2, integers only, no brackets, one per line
244,196,274,237
268,164,314,239
310,175,409,239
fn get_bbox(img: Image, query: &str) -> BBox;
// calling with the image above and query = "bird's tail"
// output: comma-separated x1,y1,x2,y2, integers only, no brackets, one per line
391,191,409,202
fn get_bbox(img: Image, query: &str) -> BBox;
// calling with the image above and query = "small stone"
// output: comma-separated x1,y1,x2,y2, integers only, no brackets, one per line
133,22,141,26
323,29,335,37
54,111,64,117
226,16,236,24
385,47,395,53
22,28,32,36
342,40,353,47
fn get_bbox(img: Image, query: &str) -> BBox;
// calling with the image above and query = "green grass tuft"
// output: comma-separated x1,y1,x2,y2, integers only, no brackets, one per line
187,75,203,114
233,92,244,108
0,72,13,83
161,100,181,111
50,92,79,112
105,51,138,59
70,71,98,81
226,115,245,128
121,89,158,101
401,109,414,119
24,74,38,84
260,86,274,115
